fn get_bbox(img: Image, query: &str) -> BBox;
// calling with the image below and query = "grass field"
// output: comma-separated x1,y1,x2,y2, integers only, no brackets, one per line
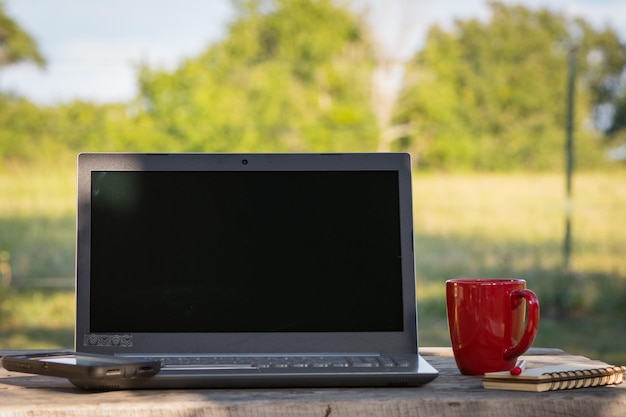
1,167,625,363
412,172,626,364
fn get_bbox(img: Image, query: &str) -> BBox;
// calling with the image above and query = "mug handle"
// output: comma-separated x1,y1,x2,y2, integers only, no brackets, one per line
503,289,540,360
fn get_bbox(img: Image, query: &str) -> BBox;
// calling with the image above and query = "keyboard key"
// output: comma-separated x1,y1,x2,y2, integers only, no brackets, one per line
138,355,411,370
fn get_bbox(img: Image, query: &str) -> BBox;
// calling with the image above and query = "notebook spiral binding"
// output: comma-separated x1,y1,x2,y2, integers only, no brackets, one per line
546,366,626,391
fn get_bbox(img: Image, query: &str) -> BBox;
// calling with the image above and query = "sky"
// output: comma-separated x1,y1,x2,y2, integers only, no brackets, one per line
1,0,625,105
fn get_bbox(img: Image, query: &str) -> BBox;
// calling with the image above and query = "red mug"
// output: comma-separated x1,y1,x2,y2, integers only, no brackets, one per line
446,278,540,375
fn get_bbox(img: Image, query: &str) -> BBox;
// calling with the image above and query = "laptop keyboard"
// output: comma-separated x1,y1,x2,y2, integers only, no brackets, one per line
138,355,412,370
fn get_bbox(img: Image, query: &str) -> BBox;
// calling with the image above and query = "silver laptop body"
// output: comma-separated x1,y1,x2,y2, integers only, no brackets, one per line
75,152,438,388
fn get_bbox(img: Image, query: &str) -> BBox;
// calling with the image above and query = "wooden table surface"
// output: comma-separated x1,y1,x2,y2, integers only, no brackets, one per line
1,347,625,417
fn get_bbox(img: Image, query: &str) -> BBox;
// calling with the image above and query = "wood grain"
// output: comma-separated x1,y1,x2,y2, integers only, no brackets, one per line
1,348,624,417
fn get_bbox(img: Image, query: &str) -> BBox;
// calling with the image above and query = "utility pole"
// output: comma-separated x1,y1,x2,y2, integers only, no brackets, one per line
563,45,577,272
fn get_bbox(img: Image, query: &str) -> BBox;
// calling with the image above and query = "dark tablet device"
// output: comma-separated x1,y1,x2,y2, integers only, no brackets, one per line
2,351,161,389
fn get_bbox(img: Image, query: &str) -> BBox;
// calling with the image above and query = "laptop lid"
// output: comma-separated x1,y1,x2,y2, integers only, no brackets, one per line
75,153,419,357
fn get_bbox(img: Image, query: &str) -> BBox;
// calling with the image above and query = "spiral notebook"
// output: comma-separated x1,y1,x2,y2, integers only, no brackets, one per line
483,362,626,392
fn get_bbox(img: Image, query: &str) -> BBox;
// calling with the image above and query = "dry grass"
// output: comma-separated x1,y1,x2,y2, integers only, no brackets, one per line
412,172,626,364
1,168,625,363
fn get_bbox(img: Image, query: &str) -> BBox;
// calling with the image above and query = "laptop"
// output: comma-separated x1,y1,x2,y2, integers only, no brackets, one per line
75,152,438,389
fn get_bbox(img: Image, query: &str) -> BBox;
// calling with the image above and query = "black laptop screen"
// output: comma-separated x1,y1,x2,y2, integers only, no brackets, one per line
90,170,404,333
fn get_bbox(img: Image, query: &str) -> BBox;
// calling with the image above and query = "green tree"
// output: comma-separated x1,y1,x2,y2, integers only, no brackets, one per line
0,1,45,69
395,1,626,171
0,98,93,168
0,97,49,164
0,1,48,169
137,0,379,153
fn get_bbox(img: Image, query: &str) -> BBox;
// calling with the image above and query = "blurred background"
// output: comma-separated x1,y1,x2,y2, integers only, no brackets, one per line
0,0,625,363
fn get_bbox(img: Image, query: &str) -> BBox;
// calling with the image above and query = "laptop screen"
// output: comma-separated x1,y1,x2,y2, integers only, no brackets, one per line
89,170,404,333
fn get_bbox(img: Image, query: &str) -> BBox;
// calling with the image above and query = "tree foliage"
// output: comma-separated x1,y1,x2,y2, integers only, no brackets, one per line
394,1,626,170
1,0,625,171
137,0,379,153
0,97,145,168
0,1,45,68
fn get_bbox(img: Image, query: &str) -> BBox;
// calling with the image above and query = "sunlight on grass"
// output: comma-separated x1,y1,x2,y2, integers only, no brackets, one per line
413,172,626,276
412,172,626,364
0,168,76,285
0,290,74,349
0,166,76,217
0,167,625,363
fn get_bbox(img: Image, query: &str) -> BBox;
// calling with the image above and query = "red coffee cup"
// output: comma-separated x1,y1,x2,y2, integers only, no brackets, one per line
446,278,540,375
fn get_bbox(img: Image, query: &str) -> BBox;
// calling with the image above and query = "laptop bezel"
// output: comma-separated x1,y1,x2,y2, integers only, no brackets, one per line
75,153,419,355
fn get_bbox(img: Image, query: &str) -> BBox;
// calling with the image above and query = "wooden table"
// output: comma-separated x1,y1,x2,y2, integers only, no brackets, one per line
1,347,625,417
